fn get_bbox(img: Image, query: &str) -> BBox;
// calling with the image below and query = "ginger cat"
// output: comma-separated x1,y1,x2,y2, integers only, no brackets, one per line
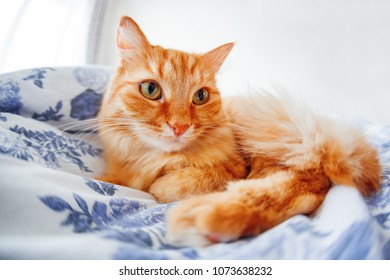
97,16,381,246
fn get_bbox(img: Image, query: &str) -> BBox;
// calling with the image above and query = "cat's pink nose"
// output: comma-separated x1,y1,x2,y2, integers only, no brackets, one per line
169,123,190,137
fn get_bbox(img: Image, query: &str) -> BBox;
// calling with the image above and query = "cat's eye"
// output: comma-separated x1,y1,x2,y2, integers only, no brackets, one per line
140,81,162,100
192,88,209,105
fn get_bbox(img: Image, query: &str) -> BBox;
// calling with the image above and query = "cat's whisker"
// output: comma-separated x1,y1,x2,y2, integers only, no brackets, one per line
69,120,128,138
69,128,100,144
57,119,101,133
71,121,133,146
86,123,135,146
57,124,103,147
56,118,99,128
99,126,146,154
88,128,117,146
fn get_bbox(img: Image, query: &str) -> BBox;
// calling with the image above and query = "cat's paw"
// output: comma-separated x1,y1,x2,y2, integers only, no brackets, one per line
166,193,252,247
149,169,227,203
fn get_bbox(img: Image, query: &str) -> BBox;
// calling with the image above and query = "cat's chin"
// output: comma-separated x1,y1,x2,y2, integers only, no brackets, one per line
141,135,190,152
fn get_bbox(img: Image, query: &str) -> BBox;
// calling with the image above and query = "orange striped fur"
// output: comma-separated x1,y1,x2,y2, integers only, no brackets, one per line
97,16,381,246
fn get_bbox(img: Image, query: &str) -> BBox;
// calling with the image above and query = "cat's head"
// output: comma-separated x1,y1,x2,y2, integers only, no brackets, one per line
103,16,233,152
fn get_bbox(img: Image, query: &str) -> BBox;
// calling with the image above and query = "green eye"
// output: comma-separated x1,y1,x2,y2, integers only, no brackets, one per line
140,81,162,100
193,88,209,105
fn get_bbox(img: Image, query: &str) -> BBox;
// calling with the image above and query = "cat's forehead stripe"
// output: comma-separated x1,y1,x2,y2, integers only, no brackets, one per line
147,59,158,75
163,60,173,76
156,51,198,78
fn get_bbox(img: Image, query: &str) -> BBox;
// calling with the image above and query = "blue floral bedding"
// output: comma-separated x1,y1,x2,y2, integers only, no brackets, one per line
0,66,389,259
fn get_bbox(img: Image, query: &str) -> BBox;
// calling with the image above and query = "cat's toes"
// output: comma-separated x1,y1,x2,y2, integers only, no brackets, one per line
166,194,252,247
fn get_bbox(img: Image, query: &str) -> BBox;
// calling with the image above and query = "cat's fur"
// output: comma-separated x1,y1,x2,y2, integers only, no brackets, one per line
97,16,381,246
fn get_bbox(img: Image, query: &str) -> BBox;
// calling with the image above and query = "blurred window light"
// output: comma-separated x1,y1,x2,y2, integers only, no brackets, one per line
0,0,96,73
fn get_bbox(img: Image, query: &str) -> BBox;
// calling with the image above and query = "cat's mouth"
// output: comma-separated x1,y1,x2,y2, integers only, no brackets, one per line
161,135,185,142
159,133,191,145
140,133,193,152
156,137,188,152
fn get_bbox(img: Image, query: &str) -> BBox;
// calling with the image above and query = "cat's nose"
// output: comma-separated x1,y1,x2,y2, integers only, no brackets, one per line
168,123,190,137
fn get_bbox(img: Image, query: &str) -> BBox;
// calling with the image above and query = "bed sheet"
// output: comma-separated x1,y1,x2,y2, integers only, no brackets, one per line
0,66,389,259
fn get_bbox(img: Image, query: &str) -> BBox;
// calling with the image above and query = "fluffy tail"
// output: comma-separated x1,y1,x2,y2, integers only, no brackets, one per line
229,91,381,196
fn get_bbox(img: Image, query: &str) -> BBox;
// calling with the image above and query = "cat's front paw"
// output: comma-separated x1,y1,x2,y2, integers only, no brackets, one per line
166,193,252,247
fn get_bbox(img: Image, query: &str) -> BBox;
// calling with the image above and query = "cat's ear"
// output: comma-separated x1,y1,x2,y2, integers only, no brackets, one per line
117,16,151,60
202,43,234,73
